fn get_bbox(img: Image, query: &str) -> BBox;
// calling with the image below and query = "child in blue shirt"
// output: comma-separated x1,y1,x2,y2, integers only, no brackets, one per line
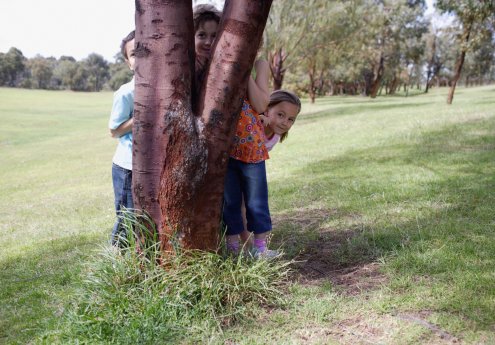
108,30,135,246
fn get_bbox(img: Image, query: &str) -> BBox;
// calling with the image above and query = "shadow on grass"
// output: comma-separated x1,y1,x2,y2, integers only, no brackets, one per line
300,101,430,124
270,117,495,325
0,234,101,344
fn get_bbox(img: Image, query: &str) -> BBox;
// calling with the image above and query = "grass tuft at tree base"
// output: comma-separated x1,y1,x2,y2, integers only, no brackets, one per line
41,212,292,344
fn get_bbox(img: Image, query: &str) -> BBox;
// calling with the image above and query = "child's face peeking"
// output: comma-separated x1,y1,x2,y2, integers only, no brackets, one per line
124,38,136,71
265,101,299,135
195,20,218,58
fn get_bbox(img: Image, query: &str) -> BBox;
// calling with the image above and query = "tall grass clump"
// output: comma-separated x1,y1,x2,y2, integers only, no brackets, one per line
44,211,291,344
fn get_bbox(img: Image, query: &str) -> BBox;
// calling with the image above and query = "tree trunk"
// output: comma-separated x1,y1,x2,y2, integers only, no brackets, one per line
447,21,472,105
369,55,384,99
308,63,316,103
388,74,399,95
425,67,432,93
133,0,272,252
269,48,286,90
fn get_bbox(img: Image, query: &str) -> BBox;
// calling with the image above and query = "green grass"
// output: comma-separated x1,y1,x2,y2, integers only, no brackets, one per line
40,213,291,344
1,85,494,344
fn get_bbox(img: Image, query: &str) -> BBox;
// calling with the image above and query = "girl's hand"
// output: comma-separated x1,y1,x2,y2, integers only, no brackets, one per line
259,114,270,127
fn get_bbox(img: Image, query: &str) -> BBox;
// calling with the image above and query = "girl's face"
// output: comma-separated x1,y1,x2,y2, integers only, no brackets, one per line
265,101,299,135
195,20,218,58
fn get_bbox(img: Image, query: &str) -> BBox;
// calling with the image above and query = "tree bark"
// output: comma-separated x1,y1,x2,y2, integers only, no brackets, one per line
388,73,400,95
308,63,316,103
369,55,384,99
133,0,273,252
424,36,436,94
269,48,286,90
447,21,472,105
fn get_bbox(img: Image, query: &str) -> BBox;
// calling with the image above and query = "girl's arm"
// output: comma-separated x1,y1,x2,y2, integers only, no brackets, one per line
110,118,133,138
247,59,270,114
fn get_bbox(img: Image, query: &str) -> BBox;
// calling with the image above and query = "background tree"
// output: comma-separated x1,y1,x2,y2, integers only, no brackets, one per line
132,0,272,251
262,0,315,90
462,26,495,86
107,53,133,91
27,55,53,89
358,0,428,98
83,53,109,91
436,0,495,104
0,47,25,86
302,1,350,102
424,26,443,93
53,58,80,90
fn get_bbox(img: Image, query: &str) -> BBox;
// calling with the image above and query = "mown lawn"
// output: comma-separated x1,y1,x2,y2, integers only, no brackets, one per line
0,86,494,344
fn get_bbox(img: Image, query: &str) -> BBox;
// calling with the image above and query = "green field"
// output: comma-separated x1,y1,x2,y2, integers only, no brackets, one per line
1,86,494,344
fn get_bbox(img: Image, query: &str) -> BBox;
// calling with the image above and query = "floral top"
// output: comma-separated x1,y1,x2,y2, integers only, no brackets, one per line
229,100,269,163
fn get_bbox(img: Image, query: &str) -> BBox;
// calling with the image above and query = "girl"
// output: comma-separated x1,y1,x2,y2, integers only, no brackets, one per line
261,90,301,150
192,4,271,256
239,90,302,250
193,4,221,68
193,4,221,96
223,62,271,256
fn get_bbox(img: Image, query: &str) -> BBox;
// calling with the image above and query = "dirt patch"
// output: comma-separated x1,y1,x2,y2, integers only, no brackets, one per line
396,312,460,344
273,208,387,295
291,313,460,345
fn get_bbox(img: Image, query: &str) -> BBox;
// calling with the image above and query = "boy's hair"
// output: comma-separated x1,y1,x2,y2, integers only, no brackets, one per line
268,90,301,142
120,30,135,60
193,4,221,32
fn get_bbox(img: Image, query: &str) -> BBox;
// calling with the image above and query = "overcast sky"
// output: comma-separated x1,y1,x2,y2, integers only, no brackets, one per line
0,0,223,62
1,0,436,63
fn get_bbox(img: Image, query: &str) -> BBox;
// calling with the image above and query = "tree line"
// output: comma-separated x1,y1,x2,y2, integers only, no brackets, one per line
1,0,494,103
261,0,495,103
0,48,132,92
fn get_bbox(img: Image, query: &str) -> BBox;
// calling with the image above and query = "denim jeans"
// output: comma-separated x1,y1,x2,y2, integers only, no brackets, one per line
111,163,133,246
223,158,272,235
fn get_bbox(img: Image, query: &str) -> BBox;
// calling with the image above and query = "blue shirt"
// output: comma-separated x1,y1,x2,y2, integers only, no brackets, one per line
109,78,134,170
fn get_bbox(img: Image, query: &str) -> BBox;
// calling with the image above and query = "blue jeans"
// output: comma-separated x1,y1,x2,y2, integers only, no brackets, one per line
111,163,133,245
223,158,272,235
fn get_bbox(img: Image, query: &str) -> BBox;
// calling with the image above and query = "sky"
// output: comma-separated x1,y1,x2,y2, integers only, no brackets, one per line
1,0,437,63
0,0,224,63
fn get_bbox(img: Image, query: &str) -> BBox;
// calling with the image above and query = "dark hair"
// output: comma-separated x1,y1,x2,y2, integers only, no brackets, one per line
268,90,301,142
193,4,221,32
120,30,135,60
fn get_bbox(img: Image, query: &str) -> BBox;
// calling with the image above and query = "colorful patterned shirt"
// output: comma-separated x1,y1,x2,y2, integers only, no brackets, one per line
229,100,269,163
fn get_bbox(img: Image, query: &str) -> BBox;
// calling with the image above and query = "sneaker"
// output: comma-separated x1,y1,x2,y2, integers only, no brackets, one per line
252,248,280,259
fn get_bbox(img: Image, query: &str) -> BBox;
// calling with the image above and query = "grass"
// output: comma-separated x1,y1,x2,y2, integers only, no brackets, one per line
1,85,494,344
39,213,291,344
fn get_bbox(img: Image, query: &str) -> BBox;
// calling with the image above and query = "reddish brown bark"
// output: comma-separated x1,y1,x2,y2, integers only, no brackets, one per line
133,0,273,251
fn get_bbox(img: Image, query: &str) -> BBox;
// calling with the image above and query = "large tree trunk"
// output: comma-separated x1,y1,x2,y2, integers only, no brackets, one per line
447,21,472,105
133,0,273,252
